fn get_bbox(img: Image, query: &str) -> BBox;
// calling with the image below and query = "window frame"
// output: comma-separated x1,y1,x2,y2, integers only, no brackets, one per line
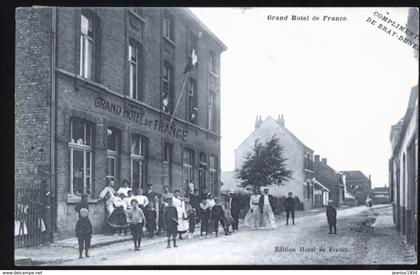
79,13,95,80
128,39,143,101
187,78,198,124
162,61,174,114
209,50,218,76
130,134,147,190
163,10,174,42
69,118,93,197
208,91,217,132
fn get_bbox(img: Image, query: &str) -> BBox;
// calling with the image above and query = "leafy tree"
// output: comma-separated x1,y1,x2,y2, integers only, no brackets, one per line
236,135,293,190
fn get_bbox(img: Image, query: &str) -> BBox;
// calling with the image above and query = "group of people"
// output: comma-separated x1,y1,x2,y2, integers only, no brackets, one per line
73,181,243,258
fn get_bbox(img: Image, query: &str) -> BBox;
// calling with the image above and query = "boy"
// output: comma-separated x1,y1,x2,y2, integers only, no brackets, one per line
164,199,178,248
212,197,231,237
199,198,211,238
75,208,92,259
126,199,146,251
326,200,337,234
145,202,157,238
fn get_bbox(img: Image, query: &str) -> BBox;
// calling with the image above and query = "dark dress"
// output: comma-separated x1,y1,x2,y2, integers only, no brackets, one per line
230,196,241,231
164,206,178,236
199,204,211,235
145,208,157,232
108,207,128,229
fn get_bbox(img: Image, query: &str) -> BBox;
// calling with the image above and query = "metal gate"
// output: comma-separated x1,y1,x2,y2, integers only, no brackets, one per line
15,179,49,248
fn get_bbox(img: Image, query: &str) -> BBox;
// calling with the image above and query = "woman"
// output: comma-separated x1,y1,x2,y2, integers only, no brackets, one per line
108,192,129,235
244,188,261,230
172,190,189,239
99,180,116,219
206,193,216,234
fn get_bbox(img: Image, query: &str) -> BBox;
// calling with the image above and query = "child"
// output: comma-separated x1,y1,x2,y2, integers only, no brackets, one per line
326,200,337,234
108,193,129,235
184,207,196,239
199,198,211,238
212,197,231,237
145,202,157,238
75,208,92,259
164,199,178,248
126,199,146,251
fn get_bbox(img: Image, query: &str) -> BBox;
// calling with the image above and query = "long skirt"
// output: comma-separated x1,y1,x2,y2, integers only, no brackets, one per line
108,207,128,229
260,205,276,229
176,209,189,233
244,205,261,229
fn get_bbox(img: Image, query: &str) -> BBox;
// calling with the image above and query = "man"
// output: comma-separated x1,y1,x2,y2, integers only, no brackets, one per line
117,180,132,197
258,187,276,229
200,187,209,201
212,197,232,237
162,185,173,206
133,188,149,210
326,200,337,234
227,190,241,232
99,180,116,219
284,192,296,225
190,188,201,225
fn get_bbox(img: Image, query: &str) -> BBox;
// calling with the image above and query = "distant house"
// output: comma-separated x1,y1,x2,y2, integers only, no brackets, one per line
370,186,390,205
314,155,345,206
233,115,329,210
340,171,372,205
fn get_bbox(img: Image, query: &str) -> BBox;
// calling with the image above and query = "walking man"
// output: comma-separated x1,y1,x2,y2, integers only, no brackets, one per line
228,190,241,232
284,192,296,225
326,200,337,234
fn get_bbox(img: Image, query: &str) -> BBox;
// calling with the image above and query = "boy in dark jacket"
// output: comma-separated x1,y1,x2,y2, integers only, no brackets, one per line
74,194,89,216
75,208,92,259
145,202,157,238
212,198,232,237
164,199,178,248
326,200,337,234
199,198,211,238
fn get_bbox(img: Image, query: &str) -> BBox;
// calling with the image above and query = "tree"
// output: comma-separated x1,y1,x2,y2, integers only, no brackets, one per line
236,135,293,190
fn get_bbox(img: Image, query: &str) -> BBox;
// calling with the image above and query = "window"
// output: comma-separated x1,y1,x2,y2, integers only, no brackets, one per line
163,142,172,188
106,128,120,184
80,14,94,79
163,10,174,42
208,91,217,132
69,118,93,197
162,61,174,113
209,50,218,75
304,154,313,171
131,134,147,190
183,148,194,187
306,182,311,199
128,40,142,101
209,155,218,196
187,78,198,124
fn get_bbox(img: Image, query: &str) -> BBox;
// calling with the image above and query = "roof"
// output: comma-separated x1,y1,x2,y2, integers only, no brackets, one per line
340,170,371,182
312,179,330,192
182,8,228,51
236,115,314,153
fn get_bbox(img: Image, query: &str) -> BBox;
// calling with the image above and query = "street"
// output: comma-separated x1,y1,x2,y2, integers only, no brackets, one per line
45,204,416,266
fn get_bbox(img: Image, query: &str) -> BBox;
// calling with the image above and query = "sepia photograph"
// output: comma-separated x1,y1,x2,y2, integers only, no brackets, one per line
14,6,418,267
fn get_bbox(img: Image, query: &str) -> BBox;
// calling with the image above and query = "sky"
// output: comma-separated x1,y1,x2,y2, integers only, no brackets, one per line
190,8,418,188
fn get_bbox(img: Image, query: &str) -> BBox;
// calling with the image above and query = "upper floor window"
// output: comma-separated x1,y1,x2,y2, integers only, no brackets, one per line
188,78,198,124
183,148,194,185
80,14,94,79
163,10,174,42
208,91,217,132
70,117,92,146
128,40,142,101
162,61,174,113
106,128,120,184
209,50,218,76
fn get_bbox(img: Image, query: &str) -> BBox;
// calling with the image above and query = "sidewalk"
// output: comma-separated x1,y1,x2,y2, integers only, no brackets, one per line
14,204,351,265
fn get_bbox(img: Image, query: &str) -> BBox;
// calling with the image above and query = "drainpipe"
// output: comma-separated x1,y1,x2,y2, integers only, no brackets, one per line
49,7,57,242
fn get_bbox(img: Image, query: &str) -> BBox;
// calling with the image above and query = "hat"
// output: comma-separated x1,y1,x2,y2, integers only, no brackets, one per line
228,189,235,194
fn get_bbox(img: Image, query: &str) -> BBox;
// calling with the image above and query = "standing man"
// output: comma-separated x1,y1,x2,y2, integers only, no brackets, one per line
259,187,276,229
190,188,201,224
284,192,296,225
145,184,160,236
228,190,241,232
99,180,116,219
326,200,337,234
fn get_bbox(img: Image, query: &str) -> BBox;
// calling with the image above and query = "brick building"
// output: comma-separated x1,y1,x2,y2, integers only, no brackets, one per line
15,7,226,242
389,7,418,252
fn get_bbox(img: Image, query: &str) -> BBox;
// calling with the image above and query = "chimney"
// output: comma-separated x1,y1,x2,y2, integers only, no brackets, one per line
255,115,262,129
277,114,285,127
314,155,320,162
321,158,327,165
